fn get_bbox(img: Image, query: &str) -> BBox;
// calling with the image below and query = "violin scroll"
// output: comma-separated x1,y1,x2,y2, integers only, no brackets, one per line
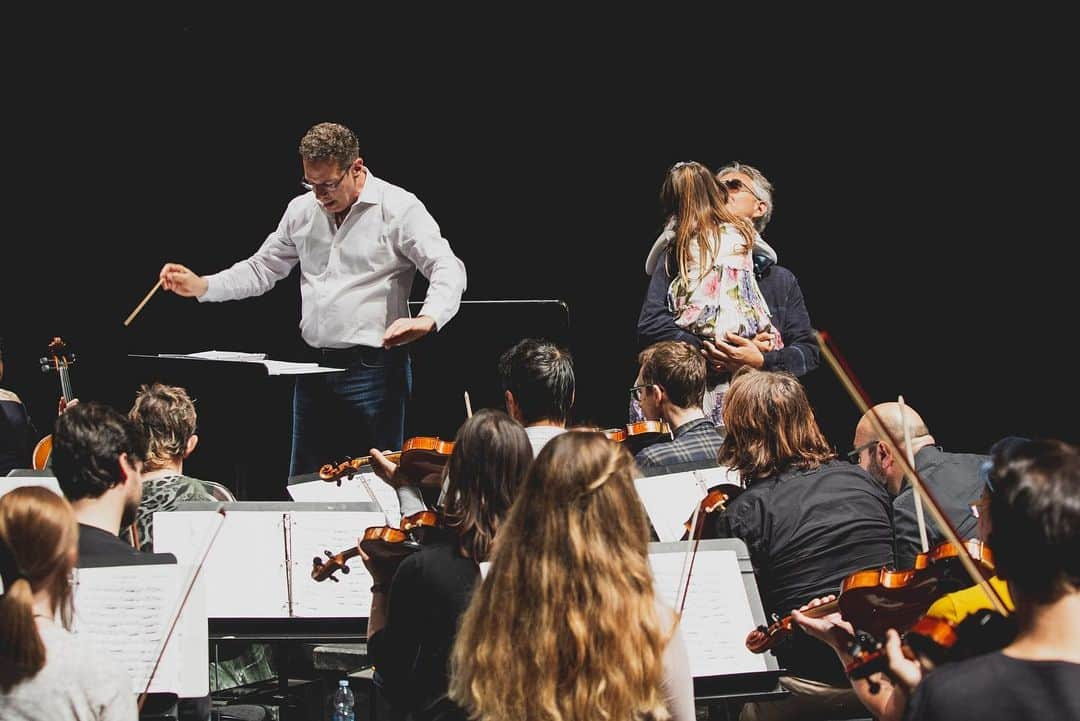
319,452,403,485
680,484,743,541
318,435,453,486
310,510,446,583
311,547,361,582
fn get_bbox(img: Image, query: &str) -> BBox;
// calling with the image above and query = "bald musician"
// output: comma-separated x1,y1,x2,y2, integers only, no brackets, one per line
851,402,988,570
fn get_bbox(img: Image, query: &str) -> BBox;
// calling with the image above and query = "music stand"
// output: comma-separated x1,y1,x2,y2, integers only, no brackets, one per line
649,538,787,711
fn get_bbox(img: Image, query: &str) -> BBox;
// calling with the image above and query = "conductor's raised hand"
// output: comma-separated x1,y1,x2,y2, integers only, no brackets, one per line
382,316,436,349
159,263,209,298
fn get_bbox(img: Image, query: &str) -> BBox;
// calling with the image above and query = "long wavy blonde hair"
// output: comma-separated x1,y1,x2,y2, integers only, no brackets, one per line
661,161,757,285
449,432,674,721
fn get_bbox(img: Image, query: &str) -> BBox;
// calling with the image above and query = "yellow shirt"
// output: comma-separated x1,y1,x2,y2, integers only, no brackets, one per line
926,575,1015,625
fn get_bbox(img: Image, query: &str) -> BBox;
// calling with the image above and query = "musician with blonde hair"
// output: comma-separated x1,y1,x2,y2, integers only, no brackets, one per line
448,431,694,721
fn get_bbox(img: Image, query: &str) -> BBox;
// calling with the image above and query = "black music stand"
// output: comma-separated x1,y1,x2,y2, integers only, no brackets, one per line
648,538,787,715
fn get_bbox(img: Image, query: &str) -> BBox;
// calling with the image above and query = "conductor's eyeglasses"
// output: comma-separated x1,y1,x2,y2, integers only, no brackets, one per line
301,167,352,193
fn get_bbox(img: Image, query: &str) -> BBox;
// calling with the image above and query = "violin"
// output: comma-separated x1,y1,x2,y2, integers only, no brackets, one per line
745,539,995,654
310,509,442,582
680,484,743,540
319,435,454,485
603,419,672,452
32,337,76,470
845,608,1017,692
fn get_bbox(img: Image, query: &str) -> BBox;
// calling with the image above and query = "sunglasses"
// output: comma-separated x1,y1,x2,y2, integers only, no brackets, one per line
846,440,879,464
719,177,761,200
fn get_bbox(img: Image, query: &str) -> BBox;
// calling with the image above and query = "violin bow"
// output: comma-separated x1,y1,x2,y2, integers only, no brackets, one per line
675,500,703,616
815,330,1009,615
357,472,393,527
674,471,716,616
137,507,227,711
898,395,930,554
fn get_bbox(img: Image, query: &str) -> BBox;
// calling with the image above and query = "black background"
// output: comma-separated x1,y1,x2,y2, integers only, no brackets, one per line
3,12,1075,495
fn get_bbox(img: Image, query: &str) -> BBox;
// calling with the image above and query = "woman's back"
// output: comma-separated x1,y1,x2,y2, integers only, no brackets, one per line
0,618,135,721
367,532,480,716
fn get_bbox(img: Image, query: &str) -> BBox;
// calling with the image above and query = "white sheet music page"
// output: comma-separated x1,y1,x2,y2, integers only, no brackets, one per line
183,350,267,361
287,471,402,524
287,511,386,617
634,471,707,542
0,475,62,498
72,564,209,696
650,549,768,677
154,511,289,618
693,465,742,488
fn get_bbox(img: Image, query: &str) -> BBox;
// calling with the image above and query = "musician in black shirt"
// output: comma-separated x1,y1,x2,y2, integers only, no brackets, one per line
794,438,1080,721
50,402,148,563
902,438,1080,720
715,368,894,721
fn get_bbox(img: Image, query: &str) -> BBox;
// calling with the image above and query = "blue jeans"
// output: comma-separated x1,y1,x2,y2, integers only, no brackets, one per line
289,346,412,477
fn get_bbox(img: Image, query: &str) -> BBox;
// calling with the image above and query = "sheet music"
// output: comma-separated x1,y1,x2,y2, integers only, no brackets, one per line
693,466,742,488
287,471,402,524
635,471,707,542
72,564,209,696
262,360,343,375
650,549,768,677
154,511,290,618
287,511,386,617
181,350,268,361
0,475,62,498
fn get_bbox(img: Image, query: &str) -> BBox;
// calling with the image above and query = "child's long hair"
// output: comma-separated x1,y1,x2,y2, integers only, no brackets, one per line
0,487,78,691
661,161,757,285
449,432,674,721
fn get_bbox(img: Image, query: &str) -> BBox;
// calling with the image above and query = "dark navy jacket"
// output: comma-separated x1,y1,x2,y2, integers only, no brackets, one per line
636,250,820,377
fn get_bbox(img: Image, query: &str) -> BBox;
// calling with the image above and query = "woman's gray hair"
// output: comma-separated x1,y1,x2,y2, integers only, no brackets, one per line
716,161,774,232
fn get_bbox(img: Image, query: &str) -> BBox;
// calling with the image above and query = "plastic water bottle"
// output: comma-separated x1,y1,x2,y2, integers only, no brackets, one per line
331,678,355,721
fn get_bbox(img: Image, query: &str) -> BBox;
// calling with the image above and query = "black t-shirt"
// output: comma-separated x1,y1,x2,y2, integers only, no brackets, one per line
367,532,479,720
717,460,895,683
904,652,1080,720
893,446,987,571
77,523,142,560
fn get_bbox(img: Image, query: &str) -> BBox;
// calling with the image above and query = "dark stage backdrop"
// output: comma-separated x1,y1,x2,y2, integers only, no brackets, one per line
3,16,1074,496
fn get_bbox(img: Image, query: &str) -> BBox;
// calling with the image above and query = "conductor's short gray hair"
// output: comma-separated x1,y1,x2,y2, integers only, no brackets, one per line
716,162,774,232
